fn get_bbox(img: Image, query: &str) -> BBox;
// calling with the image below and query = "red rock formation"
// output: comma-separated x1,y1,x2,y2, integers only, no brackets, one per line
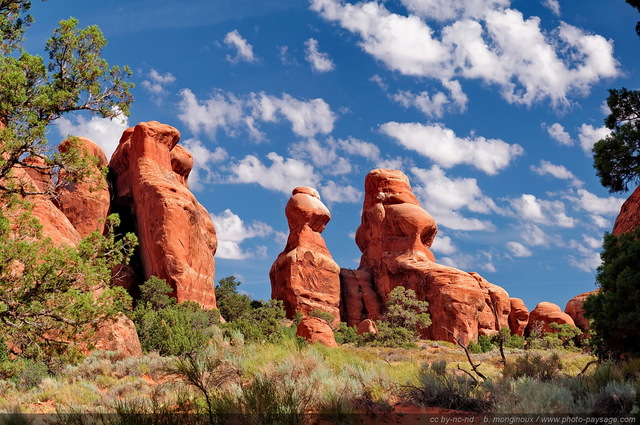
565,290,598,331
270,187,341,325
613,185,640,236
54,137,111,238
109,122,217,309
339,268,383,327
296,316,338,347
356,319,378,335
526,302,576,335
93,312,142,358
350,169,511,345
508,298,529,337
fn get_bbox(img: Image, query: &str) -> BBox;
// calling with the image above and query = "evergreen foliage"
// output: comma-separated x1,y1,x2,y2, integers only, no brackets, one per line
214,276,252,322
131,277,219,356
593,88,640,193
584,229,640,358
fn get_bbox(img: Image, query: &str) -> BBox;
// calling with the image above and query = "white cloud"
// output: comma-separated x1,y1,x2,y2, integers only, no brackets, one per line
530,160,583,187
304,38,335,72
253,93,336,137
319,180,362,204
401,0,510,21
578,124,610,153
177,89,336,140
507,241,533,257
181,138,228,191
210,209,273,260
311,0,619,106
373,75,468,118
509,194,576,227
541,0,561,16
141,69,176,103
381,122,523,175
568,238,602,272
335,137,381,162
546,123,573,146
224,29,257,63
229,152,319,193
519,223,552,247
290,139,351,175
565,188,625,216
55,110,129,160
431,233,457,255
411,165,498,231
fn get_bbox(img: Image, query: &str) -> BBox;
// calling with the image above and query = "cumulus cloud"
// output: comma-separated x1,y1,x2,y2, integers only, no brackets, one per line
181,139,228,191
411,165,498,231
509,194,576,227
141,69,176,103
335,137,381,162
210,209,274,259
319,180,362,204
578,124,611,153
224,29,257,63
290,138,351,175
373,75,468,118
177,89,336,140
507,241,533,257
431,233,457,255
565,188,625,219
541,0,561,16
55,110,129,160
546,123,573,146
228,152,319,193
568,237,602,272
311,0,619,106
304,38,335,72
381,122,523,175
531,160,583,187
519,222,553,247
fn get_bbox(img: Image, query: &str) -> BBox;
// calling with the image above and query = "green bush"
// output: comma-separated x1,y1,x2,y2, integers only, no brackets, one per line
360,286,430,348
503,353,563,381
215,276,253,322
593,381,636,416
334,323,358,345
132,277,219,356
224,299,289,343
469,335,495,353
411,361,491,413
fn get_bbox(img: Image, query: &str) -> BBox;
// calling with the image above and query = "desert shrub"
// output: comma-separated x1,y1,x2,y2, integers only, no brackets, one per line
526,323,582,351
469,335,495,353
0,358,49,390
215,276,253,322
493,378,591,414
224,299,289,343
592,381,637,416
334,323,358,345
410,360,491,413
132,277,220,356
308,309,336,328
503,353,563,381
360,286,430,348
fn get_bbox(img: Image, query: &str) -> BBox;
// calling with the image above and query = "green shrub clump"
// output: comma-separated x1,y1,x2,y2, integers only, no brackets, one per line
131,276,220,356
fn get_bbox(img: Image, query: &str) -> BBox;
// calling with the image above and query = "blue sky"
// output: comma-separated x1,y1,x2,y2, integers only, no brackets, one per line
28,0,640,312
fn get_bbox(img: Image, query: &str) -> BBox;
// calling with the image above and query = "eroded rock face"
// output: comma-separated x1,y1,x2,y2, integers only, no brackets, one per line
339,268,383,327
109,121,217,309
296,316,338,347
270,187,341,325
565,290,597,331
613,185,640,236
526,302,576,335
350,169,511,345
356,319,378,335
508,298,530,337
93,312,142,358
54,137,111,238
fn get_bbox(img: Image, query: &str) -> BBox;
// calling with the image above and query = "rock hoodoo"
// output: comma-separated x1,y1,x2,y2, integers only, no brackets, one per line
526,302,576,335
109,121,218,309
612,185,640,236
296,316,338,347
344,169,511,345
508,298,530,337
270,187,341,325
565,290,597,331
